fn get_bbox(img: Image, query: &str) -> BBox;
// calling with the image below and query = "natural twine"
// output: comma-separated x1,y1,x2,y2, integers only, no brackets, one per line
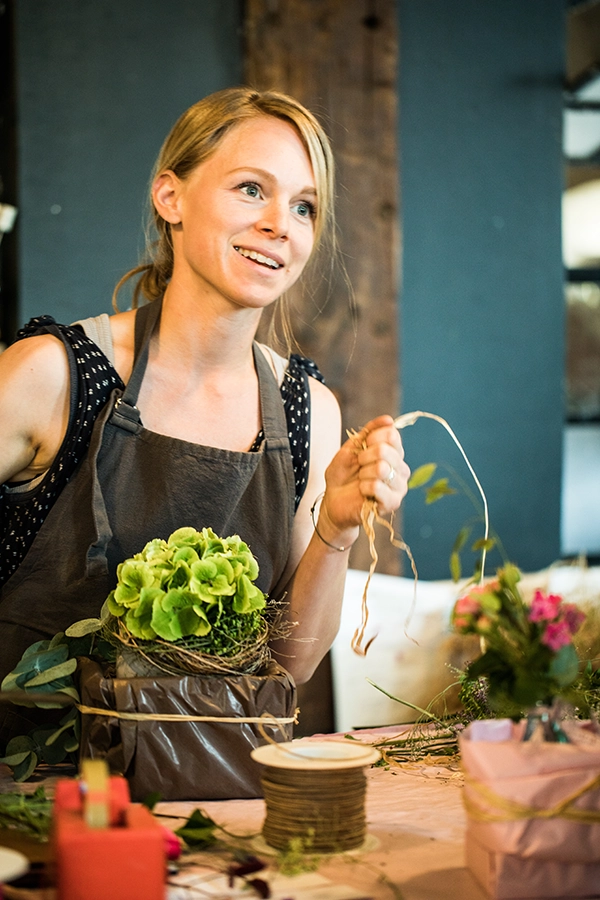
261,766,368,852
464,772,600,824
76,704,298,726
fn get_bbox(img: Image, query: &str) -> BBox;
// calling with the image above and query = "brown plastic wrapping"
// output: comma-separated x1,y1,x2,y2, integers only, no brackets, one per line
77,658,296,802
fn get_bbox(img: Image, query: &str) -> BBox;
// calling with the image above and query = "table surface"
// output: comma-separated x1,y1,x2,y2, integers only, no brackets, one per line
0,724,486,900
156,726,487,900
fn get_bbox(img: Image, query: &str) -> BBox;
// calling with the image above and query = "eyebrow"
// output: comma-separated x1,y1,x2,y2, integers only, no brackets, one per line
229,166,317,196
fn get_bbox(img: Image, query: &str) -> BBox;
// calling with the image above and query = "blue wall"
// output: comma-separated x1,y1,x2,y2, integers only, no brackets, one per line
15,0,242,325
397,1,566,579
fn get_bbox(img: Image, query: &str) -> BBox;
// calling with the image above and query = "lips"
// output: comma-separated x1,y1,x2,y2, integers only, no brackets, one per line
234,246,284,269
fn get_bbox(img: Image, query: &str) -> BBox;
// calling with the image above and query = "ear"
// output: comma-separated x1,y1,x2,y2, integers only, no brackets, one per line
152,170,183,225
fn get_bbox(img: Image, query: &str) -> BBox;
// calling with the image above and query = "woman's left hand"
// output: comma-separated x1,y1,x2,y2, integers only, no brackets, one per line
317,414,410,547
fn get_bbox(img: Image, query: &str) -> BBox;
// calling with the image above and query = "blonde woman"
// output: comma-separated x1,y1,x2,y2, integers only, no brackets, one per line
0,88,409,700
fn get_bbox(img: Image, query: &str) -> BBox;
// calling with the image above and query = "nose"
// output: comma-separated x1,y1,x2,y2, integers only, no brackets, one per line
257,197,289,240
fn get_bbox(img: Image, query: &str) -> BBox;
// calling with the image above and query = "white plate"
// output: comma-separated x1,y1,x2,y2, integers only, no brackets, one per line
251,739,380,770
0,847,29,884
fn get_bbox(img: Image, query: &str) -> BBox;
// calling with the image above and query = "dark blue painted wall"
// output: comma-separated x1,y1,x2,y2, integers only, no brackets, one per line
397,1,566,579
15,0,242,325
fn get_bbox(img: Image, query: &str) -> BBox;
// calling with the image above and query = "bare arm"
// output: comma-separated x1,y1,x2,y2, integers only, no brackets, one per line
270,379,410,684
0,335,70,485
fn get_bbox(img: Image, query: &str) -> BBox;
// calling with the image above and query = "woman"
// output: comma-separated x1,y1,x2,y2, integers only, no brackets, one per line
0,87,409,698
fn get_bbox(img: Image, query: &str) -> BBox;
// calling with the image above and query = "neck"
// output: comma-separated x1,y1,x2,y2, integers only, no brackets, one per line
158,283,264,374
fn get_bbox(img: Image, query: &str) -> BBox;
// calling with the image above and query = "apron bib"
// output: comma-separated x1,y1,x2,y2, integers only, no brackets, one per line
0,299,295,682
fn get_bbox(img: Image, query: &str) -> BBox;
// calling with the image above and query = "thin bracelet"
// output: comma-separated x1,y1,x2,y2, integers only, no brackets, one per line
310,491,348,552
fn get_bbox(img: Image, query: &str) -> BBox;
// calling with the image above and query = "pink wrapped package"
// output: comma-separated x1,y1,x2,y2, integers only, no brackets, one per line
459,719,600,899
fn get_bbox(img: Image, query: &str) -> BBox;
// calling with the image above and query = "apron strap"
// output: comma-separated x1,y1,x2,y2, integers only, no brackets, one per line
109,300,162,433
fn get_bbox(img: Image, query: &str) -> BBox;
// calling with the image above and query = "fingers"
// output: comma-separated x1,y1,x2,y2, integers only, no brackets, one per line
351,416,411,511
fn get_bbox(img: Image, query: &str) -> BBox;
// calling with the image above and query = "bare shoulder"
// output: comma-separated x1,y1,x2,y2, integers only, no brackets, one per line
0,334,71,483
107,308,136,381
307,377,342,434
0,332,70,394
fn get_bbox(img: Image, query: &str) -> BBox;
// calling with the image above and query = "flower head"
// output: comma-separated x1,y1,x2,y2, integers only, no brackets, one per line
541,619,573,652
561,602,586,636
528,590,562,623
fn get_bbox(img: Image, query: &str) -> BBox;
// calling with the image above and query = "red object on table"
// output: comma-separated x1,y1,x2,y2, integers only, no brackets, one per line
53,769,166,900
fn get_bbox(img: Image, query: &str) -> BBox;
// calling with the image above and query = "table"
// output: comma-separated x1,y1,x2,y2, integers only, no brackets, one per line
0,726,488,900
156,726,486,900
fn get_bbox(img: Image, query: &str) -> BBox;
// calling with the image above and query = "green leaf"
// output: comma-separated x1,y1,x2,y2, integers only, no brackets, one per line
142,792,162,811
12,751,38,783
452,526,471,554
10,644,69,679
450,551,462,583
175,808,218,848
472,537,496,552
0,751,31,767
425,478,457,504
48,632,67,649
408,462,437,489
65,618,103,638
24,657,77,688
21,640,51,659
549,643,580,687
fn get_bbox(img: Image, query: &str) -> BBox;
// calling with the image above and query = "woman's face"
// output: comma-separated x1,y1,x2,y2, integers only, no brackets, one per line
157,115,317,312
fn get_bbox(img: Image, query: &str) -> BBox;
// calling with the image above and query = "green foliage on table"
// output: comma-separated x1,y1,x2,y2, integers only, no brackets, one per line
106,526,267,644
0,787,52,841
175,808,219,848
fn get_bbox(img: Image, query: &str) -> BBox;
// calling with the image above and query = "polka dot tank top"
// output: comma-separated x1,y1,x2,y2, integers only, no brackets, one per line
0,316,325,588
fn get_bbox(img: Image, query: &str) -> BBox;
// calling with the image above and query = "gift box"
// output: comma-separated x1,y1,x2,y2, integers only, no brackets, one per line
459,719,600,899
77,658,297,801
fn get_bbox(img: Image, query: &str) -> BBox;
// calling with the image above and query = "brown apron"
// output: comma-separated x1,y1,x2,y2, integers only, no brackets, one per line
0,299,295,685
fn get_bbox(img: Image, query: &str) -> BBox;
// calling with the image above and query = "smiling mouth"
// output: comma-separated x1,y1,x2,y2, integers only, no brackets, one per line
234,246,283,269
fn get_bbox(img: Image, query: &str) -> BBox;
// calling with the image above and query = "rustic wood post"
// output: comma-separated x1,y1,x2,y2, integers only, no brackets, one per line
244,0,402,575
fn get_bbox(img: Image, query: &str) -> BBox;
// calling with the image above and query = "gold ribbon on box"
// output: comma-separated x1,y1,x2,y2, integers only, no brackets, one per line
464,773,600,824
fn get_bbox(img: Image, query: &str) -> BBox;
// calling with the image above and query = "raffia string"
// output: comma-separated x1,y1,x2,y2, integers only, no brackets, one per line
348,428,418,656
76,704,298,725
350,410,490,656
463,772,600,824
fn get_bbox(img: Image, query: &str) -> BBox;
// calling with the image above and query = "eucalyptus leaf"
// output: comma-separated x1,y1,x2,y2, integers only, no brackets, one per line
0,751,31,767
12,751,38,783
24,657,77,688
21,640,51,659
11,644,69,678
65,618,103,638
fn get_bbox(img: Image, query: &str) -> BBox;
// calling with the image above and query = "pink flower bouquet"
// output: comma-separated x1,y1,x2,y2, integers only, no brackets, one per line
452,564,586,720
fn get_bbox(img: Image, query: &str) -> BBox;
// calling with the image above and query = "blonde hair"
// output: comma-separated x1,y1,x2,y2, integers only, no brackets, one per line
113,86,337,350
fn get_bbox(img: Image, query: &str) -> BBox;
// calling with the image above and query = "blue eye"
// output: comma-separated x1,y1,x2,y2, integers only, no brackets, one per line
240,183,260,198
294,200,316,219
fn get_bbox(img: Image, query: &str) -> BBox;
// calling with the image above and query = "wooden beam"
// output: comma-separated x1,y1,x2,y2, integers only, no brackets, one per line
244,0,402,575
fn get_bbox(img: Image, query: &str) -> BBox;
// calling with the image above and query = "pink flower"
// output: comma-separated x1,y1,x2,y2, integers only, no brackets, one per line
454,595,482,616
528,590,562,623
541,619,573,652
561,602,586,636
